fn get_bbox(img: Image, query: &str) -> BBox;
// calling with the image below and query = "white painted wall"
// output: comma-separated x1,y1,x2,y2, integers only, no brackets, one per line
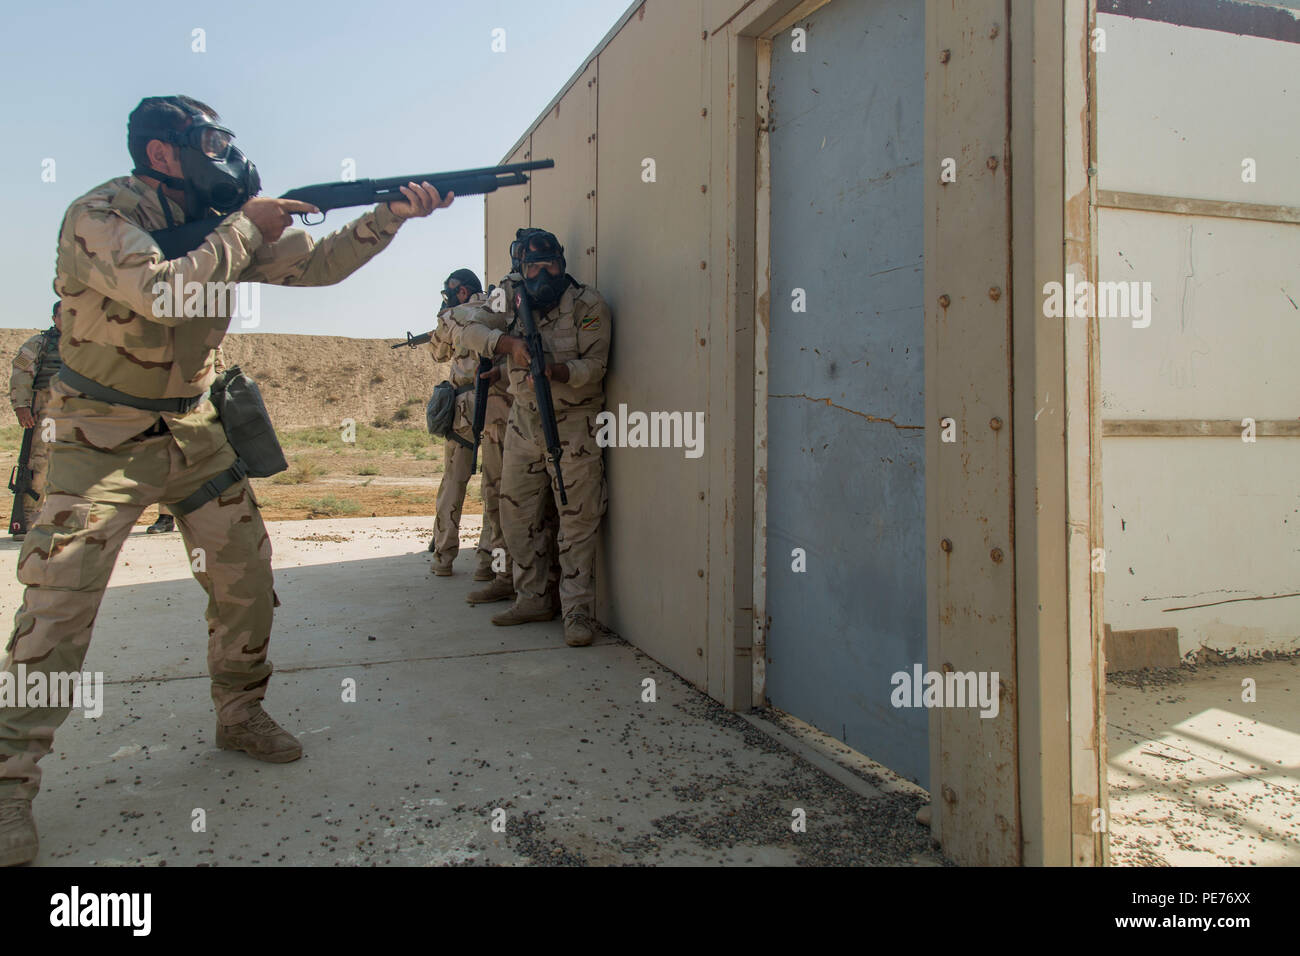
1097,11,1300,656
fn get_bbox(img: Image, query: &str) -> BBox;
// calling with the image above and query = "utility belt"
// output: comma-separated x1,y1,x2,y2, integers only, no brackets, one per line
54,365,287,515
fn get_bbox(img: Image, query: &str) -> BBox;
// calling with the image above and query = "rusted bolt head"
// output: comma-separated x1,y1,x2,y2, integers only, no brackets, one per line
942,662,954,673
938,294,951,309
988,286,1001,301
939,49,951,64
698,492,705,500
987,156,999,171
990,547,1004,564
700,261,707,270
701,107,708,117
940,538,953,553
989,416,1003,431
699,338,706,346
942,785,957,804
700,184,708,193
989,23,999,39
697,647,704,656
697,569,705,578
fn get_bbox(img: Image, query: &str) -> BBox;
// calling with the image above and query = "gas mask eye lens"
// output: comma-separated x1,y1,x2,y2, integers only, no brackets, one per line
524,260,560,279
197,127,232,159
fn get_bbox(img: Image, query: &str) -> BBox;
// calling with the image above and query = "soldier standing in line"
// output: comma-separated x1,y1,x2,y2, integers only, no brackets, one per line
0,94,451,867
454,230,611,647
426,269,511,591
8,302,63,540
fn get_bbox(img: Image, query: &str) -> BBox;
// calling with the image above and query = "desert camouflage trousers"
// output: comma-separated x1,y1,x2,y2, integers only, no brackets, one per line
0,425,277,801
432,421,509,577
500,403,606,619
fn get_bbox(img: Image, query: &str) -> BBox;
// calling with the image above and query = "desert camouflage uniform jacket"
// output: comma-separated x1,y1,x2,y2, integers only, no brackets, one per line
456,279,611,415
10,328,61,411
433,290,511,431
53,174,406,457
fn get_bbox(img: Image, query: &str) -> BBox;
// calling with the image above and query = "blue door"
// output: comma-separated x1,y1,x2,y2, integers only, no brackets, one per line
765,0,928,784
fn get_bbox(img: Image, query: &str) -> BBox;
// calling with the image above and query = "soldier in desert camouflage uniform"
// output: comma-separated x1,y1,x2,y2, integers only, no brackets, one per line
0,95,451,867
8,302,63,538
454,230,611,647
426,269,512,590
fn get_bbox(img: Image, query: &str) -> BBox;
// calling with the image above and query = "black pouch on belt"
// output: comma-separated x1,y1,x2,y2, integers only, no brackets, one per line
209,365,288,478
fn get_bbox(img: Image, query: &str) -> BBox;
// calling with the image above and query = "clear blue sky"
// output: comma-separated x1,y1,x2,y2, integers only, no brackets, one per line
0,0,630,336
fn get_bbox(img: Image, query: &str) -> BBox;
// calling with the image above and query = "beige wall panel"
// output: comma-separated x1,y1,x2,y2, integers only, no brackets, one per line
1096,13,1300,207
530,62,599,287
595,0,712,687
925,0,1020,865
484,140,532,287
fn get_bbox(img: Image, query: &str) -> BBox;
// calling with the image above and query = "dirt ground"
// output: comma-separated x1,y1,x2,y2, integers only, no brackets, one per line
1106,657,1300,866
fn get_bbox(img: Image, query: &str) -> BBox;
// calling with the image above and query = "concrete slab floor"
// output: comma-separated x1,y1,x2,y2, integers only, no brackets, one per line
1107,658,1300,867
1,516,945,867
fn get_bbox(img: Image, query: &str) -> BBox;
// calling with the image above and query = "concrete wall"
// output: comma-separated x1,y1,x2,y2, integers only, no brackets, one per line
1096,7,1300,658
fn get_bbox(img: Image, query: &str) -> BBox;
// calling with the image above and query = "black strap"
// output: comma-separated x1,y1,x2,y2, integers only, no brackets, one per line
453,383,474,395
447,432,474,450
170,459,249,516
56,366,207,414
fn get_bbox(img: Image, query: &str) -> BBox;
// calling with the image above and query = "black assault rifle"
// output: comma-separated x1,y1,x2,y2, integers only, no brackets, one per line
469,356,493,476
514,288,567,505
150,160,555,259
8,332,52,536
8,426,39,536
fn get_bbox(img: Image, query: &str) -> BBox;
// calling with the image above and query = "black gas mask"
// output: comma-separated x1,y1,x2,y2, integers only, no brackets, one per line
132,99,261,222
519,231,571,310
440,268,482,313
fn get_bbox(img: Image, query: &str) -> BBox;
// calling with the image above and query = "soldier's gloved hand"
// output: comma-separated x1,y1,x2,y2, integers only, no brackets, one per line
387,182,453,219
496,334,532,370
15,407,35,429
241,198,320,244
479,365,503,385
526,363,569,385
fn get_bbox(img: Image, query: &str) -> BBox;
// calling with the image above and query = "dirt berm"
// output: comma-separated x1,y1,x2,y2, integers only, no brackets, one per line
0,329,448,429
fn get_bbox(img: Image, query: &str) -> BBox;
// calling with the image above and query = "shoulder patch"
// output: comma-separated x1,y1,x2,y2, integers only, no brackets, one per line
580,315,602,330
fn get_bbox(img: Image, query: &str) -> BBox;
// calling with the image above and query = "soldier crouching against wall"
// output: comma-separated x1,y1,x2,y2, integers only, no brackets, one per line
8,302,63,540
0,94,451,867
455,230,610,647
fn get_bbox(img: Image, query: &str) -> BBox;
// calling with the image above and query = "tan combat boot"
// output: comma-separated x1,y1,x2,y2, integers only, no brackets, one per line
563,611,599,647
0,797,38,867
430,559,454,577
216,706,303,763
467,576,516,605
491,602,557,626
472,562,495,582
